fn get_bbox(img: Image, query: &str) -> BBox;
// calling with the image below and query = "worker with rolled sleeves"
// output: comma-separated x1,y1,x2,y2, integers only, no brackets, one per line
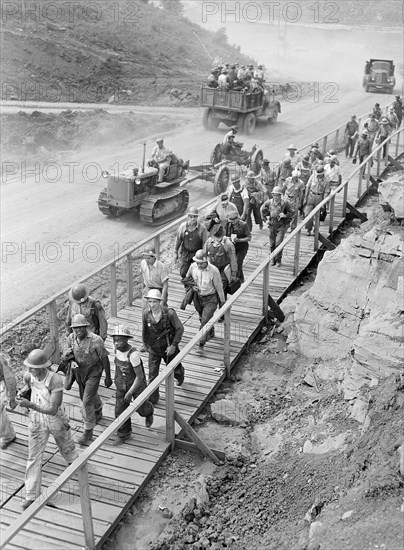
140,248,169,306
142,290,185,404
110,326,154,445
0,353,17,450
64,313,112,444
66,283,108,341
282,169,305,231
261,186,294,267
16,349,78,510
303,166,330,236
174,207,208,279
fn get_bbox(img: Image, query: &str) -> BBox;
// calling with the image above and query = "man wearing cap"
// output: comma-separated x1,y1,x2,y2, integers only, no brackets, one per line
142,290,185,404
276,157,294,188
16,349,77,509
204,225,238,293
245,170,265,230
222,125,239,145
222,135,249,165
186,250,226,349
110,326,154,445
296,155,312,188
284,144,302,169
227,174,249,218
64,314,112,444
325,156,342,193
0,353,17,450
282,170,305,231
66,284,108,341
140,248,169,305
310,142,324,161
303,167,330,236
261,187,294,266
151,138,171,183
212,192,239,230
344,115,359,157
259,159,277,199
352,131,372,169
364,114,380,146
225,210,251,282
375,118,392,161
174,207,208,279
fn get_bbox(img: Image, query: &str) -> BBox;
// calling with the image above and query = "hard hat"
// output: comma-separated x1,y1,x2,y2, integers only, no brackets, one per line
146,289,163,301
351,115,356,119
316,167,325,174
71,313,90,328
312,142,319,148
70,284,89,304
156,138,164,143
284,158,292,165
329,149,336,155
110,325,133,338
188,206,199,215
330,155,338,163
142,248,156,257
324,156,330,163
303,154,310,163
231,125,238,131
287,144,297,150
272,186,283,195
192,250,208,263
227,211,239,220
220,193,229,201
24,349,51,369
231,174,241,183
263,158,270,164
292,169,300,178
246,170,256,178
361,129,369,136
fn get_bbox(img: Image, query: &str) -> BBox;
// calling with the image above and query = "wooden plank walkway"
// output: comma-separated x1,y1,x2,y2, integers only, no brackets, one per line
0,145,399,549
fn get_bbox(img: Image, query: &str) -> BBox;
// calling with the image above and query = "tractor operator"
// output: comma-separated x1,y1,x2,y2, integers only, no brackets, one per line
151,138,171,183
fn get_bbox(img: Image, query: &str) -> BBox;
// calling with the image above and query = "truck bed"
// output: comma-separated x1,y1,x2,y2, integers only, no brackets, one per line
200,86,264,112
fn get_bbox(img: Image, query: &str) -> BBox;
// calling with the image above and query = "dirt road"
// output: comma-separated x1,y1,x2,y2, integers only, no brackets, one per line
0,90,390,321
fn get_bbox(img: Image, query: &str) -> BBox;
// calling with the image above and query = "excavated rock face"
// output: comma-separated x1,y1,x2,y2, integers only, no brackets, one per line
378,175,404,220
289,226,403,379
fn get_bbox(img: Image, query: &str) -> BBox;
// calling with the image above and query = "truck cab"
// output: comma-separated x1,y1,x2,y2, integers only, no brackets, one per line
363,59,395,93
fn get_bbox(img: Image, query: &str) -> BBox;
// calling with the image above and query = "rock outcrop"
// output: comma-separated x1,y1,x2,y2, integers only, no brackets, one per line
378,174,404,220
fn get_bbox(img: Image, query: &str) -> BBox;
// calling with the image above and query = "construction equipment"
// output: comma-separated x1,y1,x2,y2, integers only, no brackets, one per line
362,59,396,94
201,86,281,135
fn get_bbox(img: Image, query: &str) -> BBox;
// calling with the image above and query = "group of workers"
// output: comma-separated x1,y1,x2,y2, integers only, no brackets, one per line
1,99,401,512
206,61,266,93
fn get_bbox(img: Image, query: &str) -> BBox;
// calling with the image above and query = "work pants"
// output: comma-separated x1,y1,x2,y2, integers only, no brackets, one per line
179,250,195,279
305,194,323,232
345,136,356,157
268,224,287,263
235,246,248,282
75,365,103,430
246,203,262,230
148,346,184,403
158,161,170,182
0,382,15,444
25,419,77,501
193,293,219,346
115,376,153,436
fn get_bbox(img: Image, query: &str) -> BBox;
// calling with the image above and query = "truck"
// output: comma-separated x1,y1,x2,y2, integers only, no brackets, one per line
200,85,281,135
362,59,396,94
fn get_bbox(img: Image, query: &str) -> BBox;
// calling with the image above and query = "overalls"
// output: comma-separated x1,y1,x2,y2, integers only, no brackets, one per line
0,378,15,445
25,371,77,501
179,225,203,279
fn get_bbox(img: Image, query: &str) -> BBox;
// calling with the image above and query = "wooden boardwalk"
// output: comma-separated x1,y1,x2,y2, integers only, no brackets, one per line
0,143,400,549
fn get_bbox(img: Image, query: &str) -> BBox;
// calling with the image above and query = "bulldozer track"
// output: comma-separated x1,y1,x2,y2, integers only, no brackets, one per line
139,187,190,225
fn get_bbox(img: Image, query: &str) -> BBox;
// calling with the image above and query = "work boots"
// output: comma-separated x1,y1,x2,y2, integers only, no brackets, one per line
76,429,93,445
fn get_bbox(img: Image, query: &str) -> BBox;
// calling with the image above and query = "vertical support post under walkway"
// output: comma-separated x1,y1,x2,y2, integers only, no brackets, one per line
127,253,134,306
78,463,96,550
328,195,335,236
262,264,269,319
165,372,175,449
224,308,231,379
293,231,301,277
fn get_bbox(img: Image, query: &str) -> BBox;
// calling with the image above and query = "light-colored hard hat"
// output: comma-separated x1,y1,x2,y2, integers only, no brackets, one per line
231,174,241,183
70,284,89,303
110,325,133,338
70,313,90,328
292,169,300,178
146,289,163,301
272,186,283,195
192,250,208,263
24,349,51,369
287,144,297,150
188,206,199,215
246,170,256,178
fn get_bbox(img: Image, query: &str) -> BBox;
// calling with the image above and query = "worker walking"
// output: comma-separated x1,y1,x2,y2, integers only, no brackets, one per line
303,167,330,236
261,186,294,266
16,349,77,510
64,314,112,444
110,326,154,445
142,290,185,404
0,354,17,450
66,284,108,341
174,207,208,279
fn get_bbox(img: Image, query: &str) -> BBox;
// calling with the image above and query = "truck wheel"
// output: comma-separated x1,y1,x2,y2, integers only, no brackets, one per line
214,166,230,195
207,112,219,131
268,107,278,124
243,113,256,135
210,143,223,165
202,108,211,130
237,114,246,134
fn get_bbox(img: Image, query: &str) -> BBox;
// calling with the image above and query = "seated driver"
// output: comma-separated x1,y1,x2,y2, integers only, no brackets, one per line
222,135,249,165
150,138,171,183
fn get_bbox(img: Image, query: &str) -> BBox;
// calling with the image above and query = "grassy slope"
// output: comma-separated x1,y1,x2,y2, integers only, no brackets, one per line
1,0,253,104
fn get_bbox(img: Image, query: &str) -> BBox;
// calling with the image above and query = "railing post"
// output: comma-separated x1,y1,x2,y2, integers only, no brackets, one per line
313,210,320,251
262,263,269,319
154,236,161,259
357,167,362,199
223,307,231,378
78,463,96,550
342,180,348,218
293,230,301,276
376,147,381,177
334,128,339,151
48,300,60,363
365,159,372,193
322,135,328,157
165,371,175,449
110,264,117,317
127,253,134,306
395,130,400,157
328,195,335,235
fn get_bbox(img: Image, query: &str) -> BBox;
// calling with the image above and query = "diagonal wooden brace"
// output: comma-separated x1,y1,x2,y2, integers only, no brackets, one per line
346,202,368,222
318,233,336,250
174,411,222,465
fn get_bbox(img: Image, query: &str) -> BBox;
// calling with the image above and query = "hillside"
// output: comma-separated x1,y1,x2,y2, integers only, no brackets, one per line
0,0,254,104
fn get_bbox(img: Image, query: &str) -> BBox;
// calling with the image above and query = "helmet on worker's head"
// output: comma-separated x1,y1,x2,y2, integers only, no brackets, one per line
192,250,208,263
311,142,319,148
110,325,133,339
146,289,163,301
246,170,256,179
231,174,241,184
351,115,356,119
228,134,235,140
24,349,51,369
156,138,164,144
231,125,238,131
380,117,389,125
316,167,325,174
70,313,90,328
284,158,292,165
142,248,156,258
303,154,310,163
287,144,297,151
292,169,300,178
324,156,330,164
361,129,369,136
70,284,89,304
272,186,283,195
329,149,336,156
330,155,338,164
188,206,199,216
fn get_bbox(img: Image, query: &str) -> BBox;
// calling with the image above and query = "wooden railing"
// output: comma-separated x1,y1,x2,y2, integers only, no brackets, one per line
1,112,401,550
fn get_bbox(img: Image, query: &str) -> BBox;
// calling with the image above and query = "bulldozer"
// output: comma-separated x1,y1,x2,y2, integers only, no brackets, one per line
98,144,190,225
